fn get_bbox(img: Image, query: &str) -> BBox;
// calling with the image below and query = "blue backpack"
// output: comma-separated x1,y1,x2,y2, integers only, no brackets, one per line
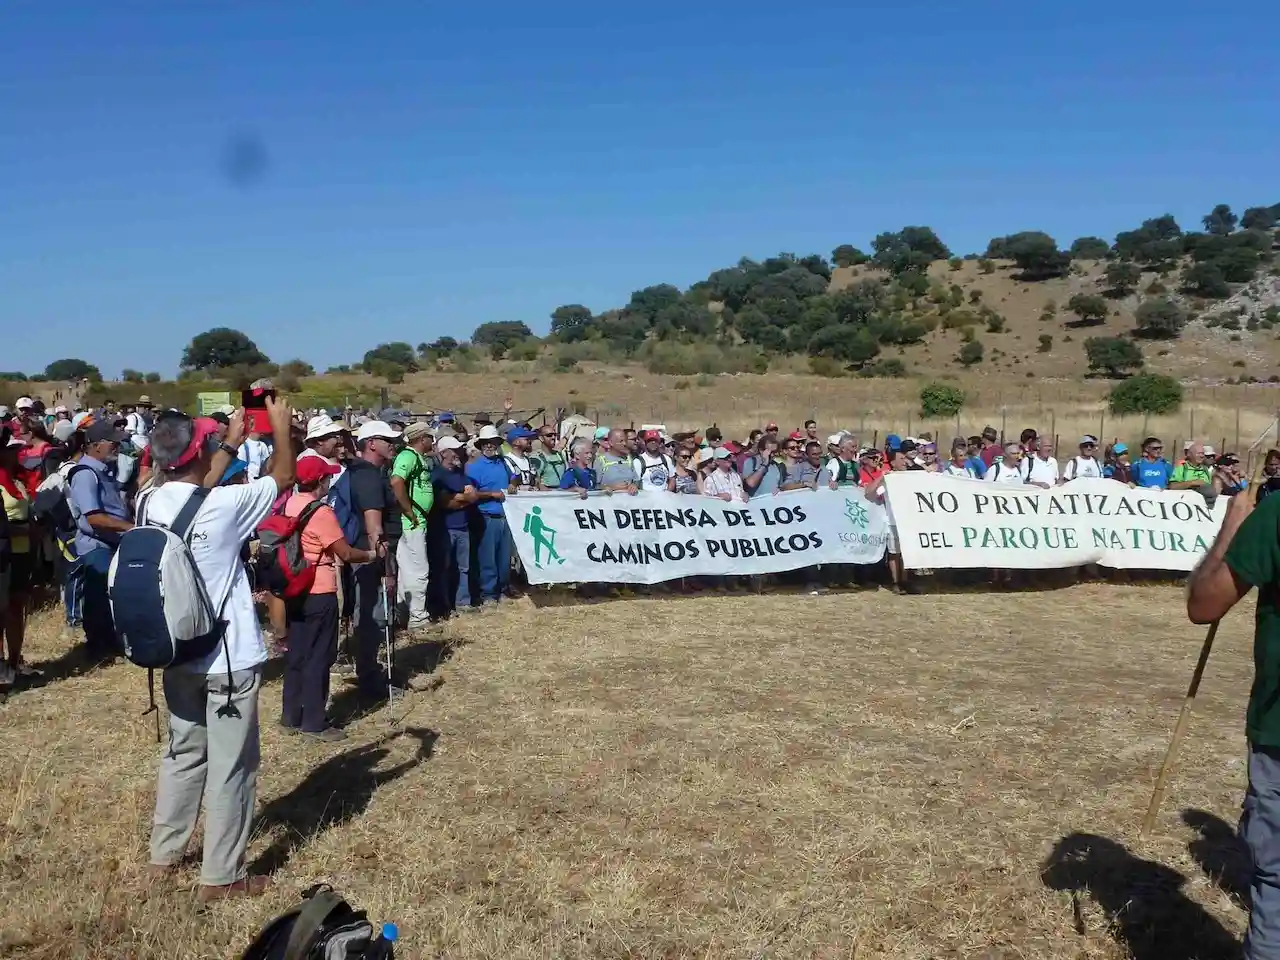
108,487,237,737
329,470,362,545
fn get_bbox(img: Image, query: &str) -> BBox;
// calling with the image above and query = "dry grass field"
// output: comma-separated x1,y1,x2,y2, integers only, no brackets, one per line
0,583,1261,958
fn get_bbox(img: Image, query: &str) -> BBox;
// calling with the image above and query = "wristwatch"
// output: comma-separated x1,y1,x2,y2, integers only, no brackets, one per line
218,442,239,457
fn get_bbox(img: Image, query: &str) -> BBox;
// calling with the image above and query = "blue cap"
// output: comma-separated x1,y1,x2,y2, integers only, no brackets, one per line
506,427,536,441
1112,442,1128,454
381,923,399,942
885,434,902,450
219,458,248,485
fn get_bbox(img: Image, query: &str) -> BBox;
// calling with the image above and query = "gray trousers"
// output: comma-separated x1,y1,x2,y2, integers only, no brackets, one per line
150,666,261,886
395,526,430,628
1245,744,1280,959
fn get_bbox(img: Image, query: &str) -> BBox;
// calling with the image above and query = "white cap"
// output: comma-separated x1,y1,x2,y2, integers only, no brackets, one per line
15,397,33,410
476,424,502,441
436,436,463,452
72,411,94,430
827,433,843,446
0,406,8,419
54,405,68,414
697,447,715,465
1203,445,1216,455
355,420,401,443
305,414,345,441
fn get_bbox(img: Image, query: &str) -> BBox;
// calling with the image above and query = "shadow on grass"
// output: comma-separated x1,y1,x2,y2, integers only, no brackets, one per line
1041,831,1241,960
1184,808,1251,909
250,726,437,876
326,636,457,727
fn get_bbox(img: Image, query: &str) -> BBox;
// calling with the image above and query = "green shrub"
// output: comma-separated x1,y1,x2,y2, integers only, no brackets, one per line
985,313,1006,333
919,381,965,418
957,340,985,366
860,358,907,378
978,259,995,274
948,257,963,271
968,289,983,304
1037,334,1053,353
1107,373,1183,415
942,309,980,330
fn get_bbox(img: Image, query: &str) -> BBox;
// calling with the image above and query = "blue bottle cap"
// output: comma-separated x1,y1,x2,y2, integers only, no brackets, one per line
381,922,399,942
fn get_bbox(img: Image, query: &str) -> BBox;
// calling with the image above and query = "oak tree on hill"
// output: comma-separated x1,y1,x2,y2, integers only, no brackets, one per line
1133,298,1188,340
872,227,950,276
1066,294,1109,326
471,321,534,352
1085,336,1144,377
361,342,419,373
44,358,101,381
1202,203,1238,236
180,328,269,372
832,244,869,268
1069,236,1111,259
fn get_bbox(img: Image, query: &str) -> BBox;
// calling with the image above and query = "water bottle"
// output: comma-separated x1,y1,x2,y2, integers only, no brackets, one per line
365,922,398,958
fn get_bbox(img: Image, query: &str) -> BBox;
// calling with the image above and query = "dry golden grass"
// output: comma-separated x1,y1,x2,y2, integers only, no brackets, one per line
0,582,1261,958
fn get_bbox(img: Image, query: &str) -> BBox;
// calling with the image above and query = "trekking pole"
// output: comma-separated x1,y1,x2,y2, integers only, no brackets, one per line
383,577,396,717
1140,619,1219,836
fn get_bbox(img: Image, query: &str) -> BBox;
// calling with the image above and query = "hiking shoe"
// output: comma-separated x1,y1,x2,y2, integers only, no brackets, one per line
0,663,15,687
301,727,348,743
196,875,272,903
15,662,42,680
331,658,357,676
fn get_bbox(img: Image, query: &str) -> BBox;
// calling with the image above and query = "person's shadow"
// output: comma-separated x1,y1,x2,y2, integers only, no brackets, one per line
1041,832,1241,960
325,635,457,726
249,726,437,876
1184,809,1252,909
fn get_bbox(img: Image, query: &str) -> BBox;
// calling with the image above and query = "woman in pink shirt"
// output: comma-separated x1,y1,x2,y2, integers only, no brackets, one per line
280,457,374,741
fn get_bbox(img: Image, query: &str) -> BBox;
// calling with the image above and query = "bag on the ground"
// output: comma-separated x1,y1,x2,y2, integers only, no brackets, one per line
108,488,229,670
329,470,363,545
240,884,394,960
257,500,326,600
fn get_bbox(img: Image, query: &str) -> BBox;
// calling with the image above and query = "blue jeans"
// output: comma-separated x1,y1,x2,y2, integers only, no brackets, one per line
1244,744,1280,959
63,554,85,627
428,526,471,614
80,546,116,656
476,515,510,604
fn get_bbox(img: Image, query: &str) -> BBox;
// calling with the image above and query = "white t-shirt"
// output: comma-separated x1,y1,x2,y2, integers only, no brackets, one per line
137,477,279,677
238,437,271,481
943,461,975,478
503,452,536,489
1024,455,1059,487
1063,455,1102,480
634,452,674,490
985,460,1028,484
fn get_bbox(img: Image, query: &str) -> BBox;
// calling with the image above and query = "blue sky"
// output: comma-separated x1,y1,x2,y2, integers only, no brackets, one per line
2,0,1277,376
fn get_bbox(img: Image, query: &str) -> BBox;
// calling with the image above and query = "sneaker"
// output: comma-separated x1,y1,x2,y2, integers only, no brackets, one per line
15,662,43,680
0,663,14,687
331,658,357,676
301,726,348,743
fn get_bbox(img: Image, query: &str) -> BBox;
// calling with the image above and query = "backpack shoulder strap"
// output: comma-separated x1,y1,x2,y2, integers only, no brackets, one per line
169,488,211,541
282,887,350,960
296,498,327,533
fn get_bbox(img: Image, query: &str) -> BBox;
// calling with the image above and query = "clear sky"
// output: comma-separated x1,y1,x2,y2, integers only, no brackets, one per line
2,0,1277,376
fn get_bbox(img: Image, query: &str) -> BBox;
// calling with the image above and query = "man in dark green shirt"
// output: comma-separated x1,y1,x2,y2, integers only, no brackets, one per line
1188,492,1280,958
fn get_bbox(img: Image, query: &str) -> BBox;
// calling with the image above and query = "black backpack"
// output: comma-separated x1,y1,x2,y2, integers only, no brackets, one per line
240,885,395,959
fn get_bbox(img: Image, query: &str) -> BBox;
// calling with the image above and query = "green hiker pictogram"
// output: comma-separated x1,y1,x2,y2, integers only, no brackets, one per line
522,505,566,568
844,497,869,529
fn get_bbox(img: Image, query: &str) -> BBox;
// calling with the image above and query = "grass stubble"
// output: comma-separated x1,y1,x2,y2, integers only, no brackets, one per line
0,583,1258,958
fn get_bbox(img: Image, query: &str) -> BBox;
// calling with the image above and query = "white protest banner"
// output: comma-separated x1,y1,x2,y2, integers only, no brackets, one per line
503,488,888,585
883,471,1227,571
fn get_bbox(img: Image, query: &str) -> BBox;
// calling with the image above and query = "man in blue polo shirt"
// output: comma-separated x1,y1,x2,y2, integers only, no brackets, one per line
1132,436,1173,489
66,420,134,659
428,436,477,618
465,425,517,607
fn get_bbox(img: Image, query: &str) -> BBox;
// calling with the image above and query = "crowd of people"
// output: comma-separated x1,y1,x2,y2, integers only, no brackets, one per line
2,387,1280,901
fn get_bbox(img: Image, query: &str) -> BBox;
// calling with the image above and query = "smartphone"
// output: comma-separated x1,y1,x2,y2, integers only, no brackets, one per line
241,387,275,435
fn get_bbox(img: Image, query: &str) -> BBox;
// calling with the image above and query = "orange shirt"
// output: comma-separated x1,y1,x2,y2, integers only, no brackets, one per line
283,491,344,594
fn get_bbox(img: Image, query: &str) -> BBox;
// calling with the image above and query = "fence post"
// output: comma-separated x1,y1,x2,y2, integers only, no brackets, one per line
1189,407,1195,442
1000,407,1007,445
1236,406,1242,452
1099,410,1106,443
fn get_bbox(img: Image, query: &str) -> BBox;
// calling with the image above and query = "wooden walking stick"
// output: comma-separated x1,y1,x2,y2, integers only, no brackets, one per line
1140,620,1220,836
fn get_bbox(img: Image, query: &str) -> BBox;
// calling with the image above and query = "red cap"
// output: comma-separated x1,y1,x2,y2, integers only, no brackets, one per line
166,417,221,471
788,431,804,440
296,456,341,486
641,429,662,441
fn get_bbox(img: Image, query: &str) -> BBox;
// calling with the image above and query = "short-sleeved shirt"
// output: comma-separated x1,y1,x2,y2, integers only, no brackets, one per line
391,448,434,532
430,464,472,532
283,491,344,594
465,456,513,517
1172,462,1213,488
346,458,396,551
980,444,1001,469
985,460,1027,484
593,453,634,489
560,465,598,491
785,460,820,488
532,449,567,489
67,455,132,556
1225,494,1280,747
1133,458,1173,489
743,455,782,496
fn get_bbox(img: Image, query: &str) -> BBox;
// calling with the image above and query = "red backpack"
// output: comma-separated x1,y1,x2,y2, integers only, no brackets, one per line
256,500,326,600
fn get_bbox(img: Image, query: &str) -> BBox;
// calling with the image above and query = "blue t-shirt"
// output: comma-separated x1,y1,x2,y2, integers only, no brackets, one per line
465,455,513,517
966,456,986,477
430,464,471,531
67,455,132,557
1132,458,1173,489
559,465,598,491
